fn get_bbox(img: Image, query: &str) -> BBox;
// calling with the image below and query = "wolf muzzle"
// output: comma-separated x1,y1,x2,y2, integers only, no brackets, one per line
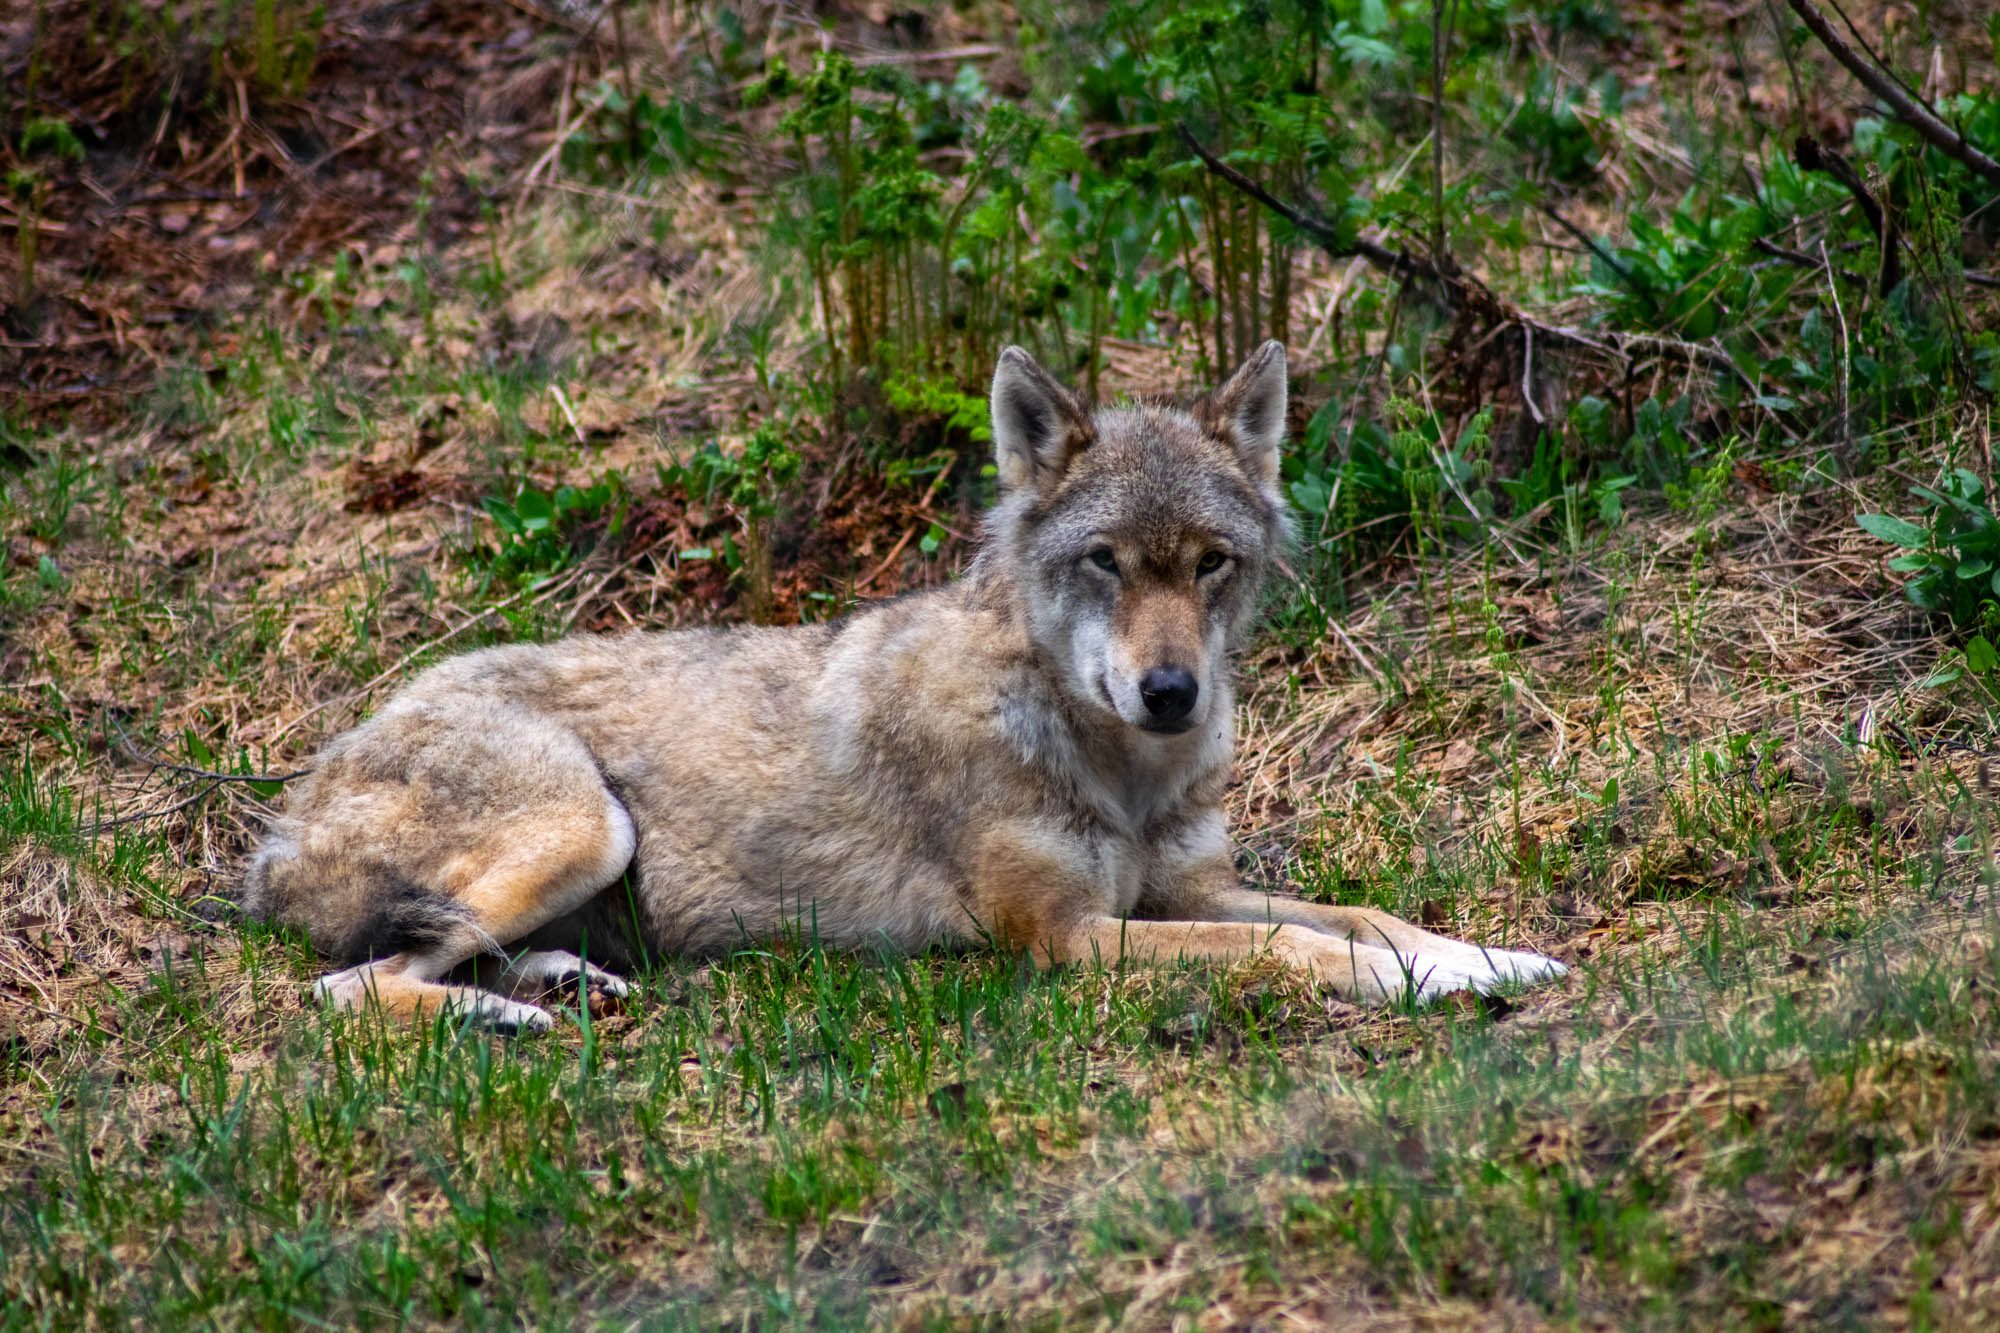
1139,666,1199,732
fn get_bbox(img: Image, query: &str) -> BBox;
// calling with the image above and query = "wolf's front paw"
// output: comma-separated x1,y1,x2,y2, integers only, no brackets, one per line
465,993,558,1035
1416,945,1567,999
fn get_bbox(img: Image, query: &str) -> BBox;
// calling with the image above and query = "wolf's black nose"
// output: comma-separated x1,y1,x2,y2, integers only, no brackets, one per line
1140,667,1198,723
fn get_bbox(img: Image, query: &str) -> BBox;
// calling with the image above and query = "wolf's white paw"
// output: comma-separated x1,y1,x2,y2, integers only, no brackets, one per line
1407,947,1568,1001
1406,957,1492,1001
499,949,631,999
311,965,367,1010
1465,947,1568,989
465,993,557,1035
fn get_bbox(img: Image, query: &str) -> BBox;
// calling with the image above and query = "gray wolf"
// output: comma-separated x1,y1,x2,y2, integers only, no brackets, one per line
242,342,1565,1032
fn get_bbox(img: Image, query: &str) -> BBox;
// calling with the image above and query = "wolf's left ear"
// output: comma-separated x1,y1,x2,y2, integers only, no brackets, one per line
1202,340,1288,486
990,346,1094,494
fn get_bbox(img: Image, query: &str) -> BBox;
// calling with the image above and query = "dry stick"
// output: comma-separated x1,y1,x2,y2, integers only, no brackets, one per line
85,781,225,836
1176,123,1422,282
1519,322,1545,425
858,526,920,590
1536,201,1653,313
1429,0,1462,271
550,383,587,444
112,721,311,785
1792,134,1900,294
1820,240,1852,451
1754,235,1865,286
1783,0,2000,190
1761,0,1810,125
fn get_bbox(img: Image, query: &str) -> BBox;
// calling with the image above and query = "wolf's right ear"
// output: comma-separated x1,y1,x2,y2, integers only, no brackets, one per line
990,346,1094,493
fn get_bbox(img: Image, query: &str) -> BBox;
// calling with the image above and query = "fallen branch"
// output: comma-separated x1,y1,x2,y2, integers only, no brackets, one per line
1178,122,1750,388
1174,123,1433,284
112,718,311,786
85,780,224,836
1783,0,2000,190
1536,202,1655,314
1753,235,1864,287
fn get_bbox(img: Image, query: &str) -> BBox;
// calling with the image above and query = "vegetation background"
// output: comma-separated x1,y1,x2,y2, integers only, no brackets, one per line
3,0,2000,1325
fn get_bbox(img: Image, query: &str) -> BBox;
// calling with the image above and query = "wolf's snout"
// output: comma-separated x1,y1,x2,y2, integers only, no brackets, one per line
1139,667,1199,726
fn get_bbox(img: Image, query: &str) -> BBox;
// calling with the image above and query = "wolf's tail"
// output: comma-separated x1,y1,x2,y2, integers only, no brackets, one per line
241,828,482,965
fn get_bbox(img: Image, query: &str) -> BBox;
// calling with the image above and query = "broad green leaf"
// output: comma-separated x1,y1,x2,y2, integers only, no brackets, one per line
1968,635,1999,674
1856,513,1928,548
481,496,524,535
516,489,556,533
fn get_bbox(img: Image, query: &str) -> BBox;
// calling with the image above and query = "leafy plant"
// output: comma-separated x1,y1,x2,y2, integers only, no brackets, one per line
1859,468,2000,634
478,476,626,588
560,82,713,179
659,427,801,621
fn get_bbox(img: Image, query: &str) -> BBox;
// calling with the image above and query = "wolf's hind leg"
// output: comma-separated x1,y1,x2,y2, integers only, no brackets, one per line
314,964,559,1034
484,949,631,1001
314,794,638,1031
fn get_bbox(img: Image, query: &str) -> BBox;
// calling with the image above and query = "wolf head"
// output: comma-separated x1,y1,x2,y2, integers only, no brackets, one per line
983,341,1294,737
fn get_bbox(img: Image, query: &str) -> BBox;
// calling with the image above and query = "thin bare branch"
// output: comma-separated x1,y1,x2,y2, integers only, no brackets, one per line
1783,0,2000,189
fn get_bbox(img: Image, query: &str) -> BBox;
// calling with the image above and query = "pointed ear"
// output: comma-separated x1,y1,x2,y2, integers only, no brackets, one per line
990,346,1094,493
1200,340,1289,486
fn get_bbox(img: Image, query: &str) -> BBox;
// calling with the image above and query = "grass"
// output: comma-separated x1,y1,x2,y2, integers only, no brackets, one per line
4,0,2000,1325
4,842,1995,1325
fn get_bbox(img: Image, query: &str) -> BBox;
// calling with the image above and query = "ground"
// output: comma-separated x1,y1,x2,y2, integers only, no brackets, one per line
3,1,2000,1327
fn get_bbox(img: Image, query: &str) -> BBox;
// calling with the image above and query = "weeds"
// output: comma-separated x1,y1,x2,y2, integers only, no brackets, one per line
1861,466,2000,635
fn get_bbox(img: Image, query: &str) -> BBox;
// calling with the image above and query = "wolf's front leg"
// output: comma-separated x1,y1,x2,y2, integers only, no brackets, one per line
1180,884,1566,997
1050,915,1467,1004
1138,852,1567,1001
961,828,1405,996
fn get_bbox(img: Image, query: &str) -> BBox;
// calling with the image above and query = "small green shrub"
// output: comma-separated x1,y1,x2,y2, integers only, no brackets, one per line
477,476,627,588
1859,468,2000,635
659,428,800,621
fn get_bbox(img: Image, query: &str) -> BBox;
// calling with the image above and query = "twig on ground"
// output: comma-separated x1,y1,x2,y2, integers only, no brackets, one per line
1536,202,1652,312
1519,322,1545,425
550,383,587,444
1792,133,1901,293
1820,240,1852,450
85,781,225,836
111,719,312,786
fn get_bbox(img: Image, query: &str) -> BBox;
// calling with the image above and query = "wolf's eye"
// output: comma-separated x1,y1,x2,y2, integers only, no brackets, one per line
1196,551,1228,576
1087,547,1119,574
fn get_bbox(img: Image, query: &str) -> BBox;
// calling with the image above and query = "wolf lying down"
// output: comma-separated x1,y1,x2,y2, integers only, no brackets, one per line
244,342,1565,1032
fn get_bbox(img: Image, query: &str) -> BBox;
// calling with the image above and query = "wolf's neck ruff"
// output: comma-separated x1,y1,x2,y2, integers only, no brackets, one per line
242,340,1567,1032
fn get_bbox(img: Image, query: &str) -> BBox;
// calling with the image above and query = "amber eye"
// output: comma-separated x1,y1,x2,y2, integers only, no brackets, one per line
1088,547,1119,574
1196,551,1228,576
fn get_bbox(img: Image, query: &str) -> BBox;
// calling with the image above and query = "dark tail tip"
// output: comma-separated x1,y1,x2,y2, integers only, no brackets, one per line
336,881,478,967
